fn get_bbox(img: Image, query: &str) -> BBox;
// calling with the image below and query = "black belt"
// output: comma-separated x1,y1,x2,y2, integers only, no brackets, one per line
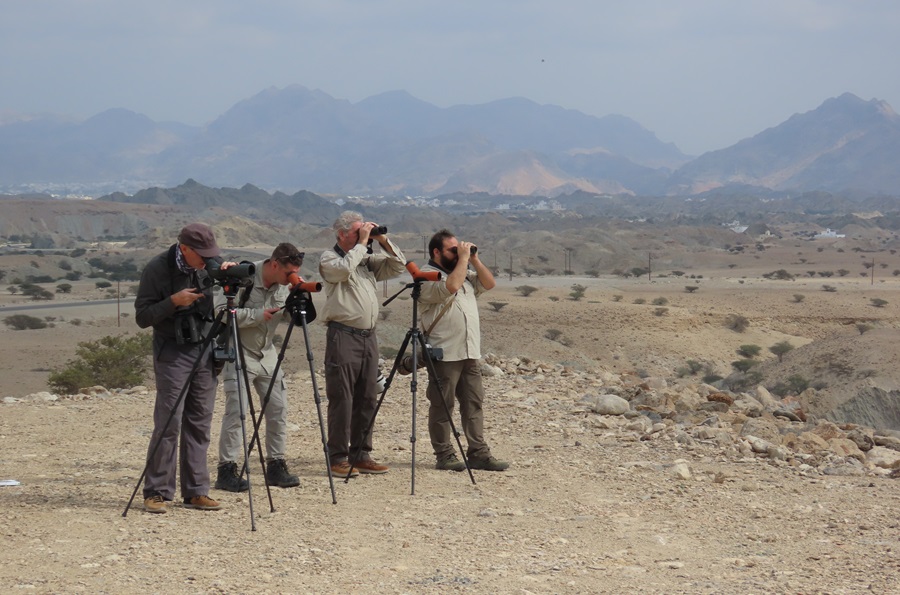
327,321,373,337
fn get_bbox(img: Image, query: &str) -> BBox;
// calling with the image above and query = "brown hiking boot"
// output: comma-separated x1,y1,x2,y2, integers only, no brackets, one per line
144,493,168,514
183,495,222,510
352,459,389,474
330,461,359,478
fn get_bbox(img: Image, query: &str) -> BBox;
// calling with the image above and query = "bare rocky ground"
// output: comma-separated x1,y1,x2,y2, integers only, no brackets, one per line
2,246,900,594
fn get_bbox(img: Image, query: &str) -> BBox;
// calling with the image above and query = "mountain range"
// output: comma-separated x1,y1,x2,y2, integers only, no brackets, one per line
1,87,897,197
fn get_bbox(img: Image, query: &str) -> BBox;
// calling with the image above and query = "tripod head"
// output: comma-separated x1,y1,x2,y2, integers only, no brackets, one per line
284,283,318,324
383,262,442,307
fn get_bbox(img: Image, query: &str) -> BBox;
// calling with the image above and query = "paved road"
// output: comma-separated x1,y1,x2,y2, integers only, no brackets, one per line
0,298,120,313
0,299,125,321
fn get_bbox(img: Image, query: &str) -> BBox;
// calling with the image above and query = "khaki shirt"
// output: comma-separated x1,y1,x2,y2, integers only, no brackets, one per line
214,260,290,374
319,239,406,330
418,261,488,361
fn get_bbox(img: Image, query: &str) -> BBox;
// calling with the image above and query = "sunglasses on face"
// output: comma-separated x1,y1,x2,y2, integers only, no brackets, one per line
278,252,304,267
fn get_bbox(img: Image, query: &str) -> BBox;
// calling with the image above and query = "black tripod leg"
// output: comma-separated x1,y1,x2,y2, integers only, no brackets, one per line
123,309,226,517
296,313,337,504
417,332,476,485
227,313,259,531
235,327,274,514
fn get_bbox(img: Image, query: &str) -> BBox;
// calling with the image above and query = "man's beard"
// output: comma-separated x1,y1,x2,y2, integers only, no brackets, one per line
438,254,458,270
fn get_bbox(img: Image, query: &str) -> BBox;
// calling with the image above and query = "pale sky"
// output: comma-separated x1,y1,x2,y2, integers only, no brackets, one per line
2,0,898,155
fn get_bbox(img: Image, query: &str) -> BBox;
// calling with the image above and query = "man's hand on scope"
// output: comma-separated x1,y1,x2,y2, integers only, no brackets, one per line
172,287,203,307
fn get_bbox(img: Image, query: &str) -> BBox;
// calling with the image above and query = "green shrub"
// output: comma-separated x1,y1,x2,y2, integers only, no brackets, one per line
725,314,750,332
651,297,668,306
545,328,563,341
48,334,152,394
769,340,794,362
731,358,758,373
737,344,762,358
4,314,48,330
515,285,538,297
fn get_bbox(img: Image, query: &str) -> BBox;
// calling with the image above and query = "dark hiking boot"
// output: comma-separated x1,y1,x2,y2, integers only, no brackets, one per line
435,454,467,472
215,461,249,492
468,456,510,471
266,458,300,488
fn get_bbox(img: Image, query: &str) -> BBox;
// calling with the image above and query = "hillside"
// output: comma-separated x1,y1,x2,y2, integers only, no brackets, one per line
5,87,897,197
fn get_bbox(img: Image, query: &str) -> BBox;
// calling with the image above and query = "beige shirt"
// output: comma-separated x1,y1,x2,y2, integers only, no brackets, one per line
319,240,406,330
214,260,290,374
418,262,488,361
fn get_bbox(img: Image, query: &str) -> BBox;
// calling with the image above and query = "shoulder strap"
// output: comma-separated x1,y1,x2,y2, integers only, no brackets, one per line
237,281,254,309
424,295,455,337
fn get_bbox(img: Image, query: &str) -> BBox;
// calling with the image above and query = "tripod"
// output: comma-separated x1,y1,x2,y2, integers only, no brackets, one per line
123,283,267,529
239,288,336,504
347,277,476,494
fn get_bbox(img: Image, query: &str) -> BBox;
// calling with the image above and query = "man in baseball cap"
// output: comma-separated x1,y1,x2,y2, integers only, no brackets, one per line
134,222,227,513
178,223,221,259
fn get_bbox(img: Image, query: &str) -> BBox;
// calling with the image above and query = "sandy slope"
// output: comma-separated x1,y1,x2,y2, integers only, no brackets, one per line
1,256,900,593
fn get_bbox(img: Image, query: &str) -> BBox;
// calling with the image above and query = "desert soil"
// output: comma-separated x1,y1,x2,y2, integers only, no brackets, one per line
1,252,899,593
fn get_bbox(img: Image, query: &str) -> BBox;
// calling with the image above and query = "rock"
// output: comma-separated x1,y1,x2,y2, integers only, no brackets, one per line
23,391,58,402
873,435,900,452
587,394,630,416
740,418,781,443
783,431,829,454
811,420,844,441
625,416,653,434
481,363,504,377
745,435,773,454
732,397,764,417
707,391,734,406
669,461,692,480
642,377,668,391
845,428,875,452
754,385,779,409
866,446,900,469
697,401,730,413
827,438,864,461
773,409,802,422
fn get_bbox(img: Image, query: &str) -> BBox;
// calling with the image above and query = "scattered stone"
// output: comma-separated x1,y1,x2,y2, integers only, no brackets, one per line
587,394,630,415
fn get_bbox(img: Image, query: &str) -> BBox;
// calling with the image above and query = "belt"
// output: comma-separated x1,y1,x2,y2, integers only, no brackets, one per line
327,321,373,337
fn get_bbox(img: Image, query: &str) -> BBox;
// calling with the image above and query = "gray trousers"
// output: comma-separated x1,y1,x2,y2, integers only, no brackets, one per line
218,359,288,464
324,326,379,463
426,359,491,461
143,342,217,500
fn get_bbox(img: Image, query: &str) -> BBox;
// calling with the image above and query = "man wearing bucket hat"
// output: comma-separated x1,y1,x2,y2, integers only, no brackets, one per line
135,223,235,514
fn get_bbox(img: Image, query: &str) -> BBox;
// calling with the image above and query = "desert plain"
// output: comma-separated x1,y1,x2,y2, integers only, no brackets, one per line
1,233,899,594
